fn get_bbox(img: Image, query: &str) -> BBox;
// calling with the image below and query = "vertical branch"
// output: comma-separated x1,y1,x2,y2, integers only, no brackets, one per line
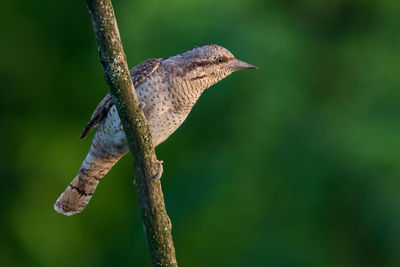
84,0,177,266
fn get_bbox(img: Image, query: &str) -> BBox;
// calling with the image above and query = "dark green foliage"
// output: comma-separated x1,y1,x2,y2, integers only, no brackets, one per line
1,0,400,266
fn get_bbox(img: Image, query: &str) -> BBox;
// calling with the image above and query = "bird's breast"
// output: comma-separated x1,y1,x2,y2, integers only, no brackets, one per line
135,79,199,146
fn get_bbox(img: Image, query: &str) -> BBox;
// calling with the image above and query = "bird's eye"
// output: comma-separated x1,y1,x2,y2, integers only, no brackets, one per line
217,57,225,63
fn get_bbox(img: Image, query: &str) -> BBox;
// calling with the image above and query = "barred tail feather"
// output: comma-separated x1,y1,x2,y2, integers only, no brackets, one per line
54,150,123,216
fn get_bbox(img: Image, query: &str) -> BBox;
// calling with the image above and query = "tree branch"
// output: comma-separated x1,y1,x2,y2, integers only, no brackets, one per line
84,0,177,266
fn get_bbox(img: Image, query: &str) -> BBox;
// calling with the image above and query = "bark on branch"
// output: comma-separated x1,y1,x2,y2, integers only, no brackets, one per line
85,0,177,266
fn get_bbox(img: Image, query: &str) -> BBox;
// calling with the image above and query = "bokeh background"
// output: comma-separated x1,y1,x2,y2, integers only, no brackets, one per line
1,0,400,266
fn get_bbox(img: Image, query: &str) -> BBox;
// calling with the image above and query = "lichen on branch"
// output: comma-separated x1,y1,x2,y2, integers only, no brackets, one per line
84,0,177,266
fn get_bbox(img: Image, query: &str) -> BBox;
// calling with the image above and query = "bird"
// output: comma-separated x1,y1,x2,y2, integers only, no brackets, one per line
54,44,258,215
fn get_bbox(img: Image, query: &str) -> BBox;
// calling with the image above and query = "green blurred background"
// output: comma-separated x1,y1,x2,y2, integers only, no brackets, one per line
1,0,400,266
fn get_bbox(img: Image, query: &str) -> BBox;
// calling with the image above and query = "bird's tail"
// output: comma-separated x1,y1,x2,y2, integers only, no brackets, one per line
54,144,124,216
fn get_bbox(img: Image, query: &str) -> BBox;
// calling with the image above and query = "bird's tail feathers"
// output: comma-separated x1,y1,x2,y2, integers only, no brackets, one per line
54,150,123,216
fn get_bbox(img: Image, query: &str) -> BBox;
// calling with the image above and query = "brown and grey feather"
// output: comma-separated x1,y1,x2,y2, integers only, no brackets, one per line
80,58,161,139
55,45,255,215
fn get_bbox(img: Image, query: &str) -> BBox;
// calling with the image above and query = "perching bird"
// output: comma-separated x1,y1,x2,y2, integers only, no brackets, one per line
54,44,257,215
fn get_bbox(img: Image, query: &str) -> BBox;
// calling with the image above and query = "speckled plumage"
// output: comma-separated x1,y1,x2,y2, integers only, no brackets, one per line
54,44,257,215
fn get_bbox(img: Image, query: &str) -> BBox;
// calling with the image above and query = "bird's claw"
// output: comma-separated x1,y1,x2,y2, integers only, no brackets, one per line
151,160,164,181
133,160,163,184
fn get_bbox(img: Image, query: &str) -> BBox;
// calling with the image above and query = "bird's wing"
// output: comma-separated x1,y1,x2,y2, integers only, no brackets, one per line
80,58,162,139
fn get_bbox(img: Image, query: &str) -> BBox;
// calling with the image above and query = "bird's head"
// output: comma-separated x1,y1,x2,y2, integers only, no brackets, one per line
166,44,258,89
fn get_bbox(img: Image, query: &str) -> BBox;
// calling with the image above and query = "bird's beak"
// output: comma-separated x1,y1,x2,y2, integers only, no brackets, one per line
230,59,259,71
